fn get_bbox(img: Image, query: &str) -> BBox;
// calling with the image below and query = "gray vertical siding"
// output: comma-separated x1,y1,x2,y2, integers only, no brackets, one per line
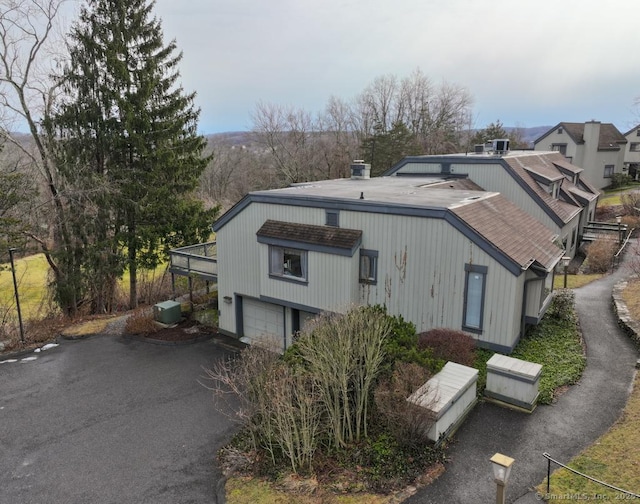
216,200,527,351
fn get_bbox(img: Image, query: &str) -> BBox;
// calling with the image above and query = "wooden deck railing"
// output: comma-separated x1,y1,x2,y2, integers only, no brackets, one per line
169,241,217,281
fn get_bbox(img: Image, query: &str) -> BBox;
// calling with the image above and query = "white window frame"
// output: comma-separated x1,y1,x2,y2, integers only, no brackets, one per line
604,165,614,178
269,246,308,282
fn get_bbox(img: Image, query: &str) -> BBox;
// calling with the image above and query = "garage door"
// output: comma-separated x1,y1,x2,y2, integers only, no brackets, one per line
242,297,285,349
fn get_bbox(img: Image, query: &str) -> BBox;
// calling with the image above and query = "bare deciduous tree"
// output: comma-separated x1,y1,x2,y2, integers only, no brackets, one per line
251,101,317,185
0,0,73,302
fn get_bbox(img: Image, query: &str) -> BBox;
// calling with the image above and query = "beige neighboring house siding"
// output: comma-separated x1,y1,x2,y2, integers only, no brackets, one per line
534,125,578,162
624,126,640,178
534,122,625,190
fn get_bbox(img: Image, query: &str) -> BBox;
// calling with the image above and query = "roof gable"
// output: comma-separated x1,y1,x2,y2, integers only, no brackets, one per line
534,122,626,150
451,194,562,270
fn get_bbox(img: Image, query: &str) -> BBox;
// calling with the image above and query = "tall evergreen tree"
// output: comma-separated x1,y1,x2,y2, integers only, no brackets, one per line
361,121,422,176
49,0,217,311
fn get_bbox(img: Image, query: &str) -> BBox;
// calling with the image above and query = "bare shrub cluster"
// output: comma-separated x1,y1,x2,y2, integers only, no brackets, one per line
417,328,476,367
584,238,617,273
373,362,434,448
205,307,424,476
124,308,161,335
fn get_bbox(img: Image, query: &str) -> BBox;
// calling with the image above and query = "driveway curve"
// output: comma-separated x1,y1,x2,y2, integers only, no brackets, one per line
406,243,638,504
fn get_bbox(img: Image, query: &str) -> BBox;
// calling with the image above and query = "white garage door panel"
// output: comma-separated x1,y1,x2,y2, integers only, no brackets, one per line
243,298,284,348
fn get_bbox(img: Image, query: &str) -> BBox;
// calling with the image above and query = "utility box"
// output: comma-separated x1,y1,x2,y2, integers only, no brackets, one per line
407,361,479,445
153,300,182,325
485,354,542,412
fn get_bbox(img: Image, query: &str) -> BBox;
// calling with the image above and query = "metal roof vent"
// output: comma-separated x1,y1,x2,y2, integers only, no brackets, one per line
350,160,371,180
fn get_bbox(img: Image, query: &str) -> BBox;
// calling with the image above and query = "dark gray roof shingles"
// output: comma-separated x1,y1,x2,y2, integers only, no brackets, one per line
451,194,562,270
257,220,362,249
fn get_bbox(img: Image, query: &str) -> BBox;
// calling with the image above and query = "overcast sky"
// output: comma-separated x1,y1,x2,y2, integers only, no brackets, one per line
72,0,640,134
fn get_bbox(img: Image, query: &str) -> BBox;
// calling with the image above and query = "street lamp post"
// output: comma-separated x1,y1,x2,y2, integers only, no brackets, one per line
562,256,571,289
8,248,25,343
490,453,514,504
616,215,623,246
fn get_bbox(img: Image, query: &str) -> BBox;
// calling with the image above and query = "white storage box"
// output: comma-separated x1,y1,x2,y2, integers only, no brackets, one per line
485,354,542,411
408,361,479,444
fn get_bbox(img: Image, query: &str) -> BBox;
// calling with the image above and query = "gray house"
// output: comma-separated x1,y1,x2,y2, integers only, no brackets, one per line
212,168,563,354
533,121,626,190
384,150,599,258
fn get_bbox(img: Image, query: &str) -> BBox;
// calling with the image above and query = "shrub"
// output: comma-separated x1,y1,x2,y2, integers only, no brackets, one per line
417,328,476,367
547,289,576,323
372,308,439,373
610,173,633,189
124,308,160,335
584,238,617,273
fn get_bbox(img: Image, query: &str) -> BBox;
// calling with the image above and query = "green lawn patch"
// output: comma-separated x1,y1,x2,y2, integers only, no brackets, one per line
1,253,169,322
553,274,603,290
0,254,53,320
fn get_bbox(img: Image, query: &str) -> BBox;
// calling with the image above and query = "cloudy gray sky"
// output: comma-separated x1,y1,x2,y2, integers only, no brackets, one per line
79,0,640,133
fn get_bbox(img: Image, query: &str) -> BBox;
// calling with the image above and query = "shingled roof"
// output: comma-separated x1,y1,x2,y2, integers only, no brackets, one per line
502,152,586,224
451,194,563,270
257,220,362,251
537,122,626,151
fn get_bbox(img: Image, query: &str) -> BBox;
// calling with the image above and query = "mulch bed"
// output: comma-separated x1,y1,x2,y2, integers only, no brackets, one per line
132,319,217,343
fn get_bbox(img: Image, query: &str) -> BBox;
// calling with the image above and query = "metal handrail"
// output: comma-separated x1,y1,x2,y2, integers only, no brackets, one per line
543,452,640,497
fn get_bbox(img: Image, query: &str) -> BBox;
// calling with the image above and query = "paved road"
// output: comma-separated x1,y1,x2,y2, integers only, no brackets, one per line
0,334,237,504
406,253,638,503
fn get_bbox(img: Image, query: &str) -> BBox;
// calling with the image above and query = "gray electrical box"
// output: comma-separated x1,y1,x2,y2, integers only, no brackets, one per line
153,300,182,324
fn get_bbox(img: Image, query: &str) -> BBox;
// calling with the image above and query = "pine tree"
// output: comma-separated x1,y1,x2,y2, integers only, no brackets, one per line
49,0,217,311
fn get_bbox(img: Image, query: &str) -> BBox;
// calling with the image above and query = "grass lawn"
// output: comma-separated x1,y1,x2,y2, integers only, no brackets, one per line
0,253,169,322
553,274,603,290
538,373,640,498
226,477,392,504
0,254,53,320
598,193,622,206
622,278,640,321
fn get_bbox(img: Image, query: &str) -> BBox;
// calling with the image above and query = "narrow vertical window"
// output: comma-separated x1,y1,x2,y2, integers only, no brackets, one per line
359,249,378,284
463,264,487,333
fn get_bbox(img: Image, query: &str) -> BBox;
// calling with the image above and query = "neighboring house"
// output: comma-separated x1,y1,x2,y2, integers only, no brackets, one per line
384,150,599,258
212,167,563,354
533,121,626,190
623,125,640,179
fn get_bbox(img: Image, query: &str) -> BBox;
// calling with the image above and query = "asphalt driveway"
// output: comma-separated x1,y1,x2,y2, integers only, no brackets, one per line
0,334,237,504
